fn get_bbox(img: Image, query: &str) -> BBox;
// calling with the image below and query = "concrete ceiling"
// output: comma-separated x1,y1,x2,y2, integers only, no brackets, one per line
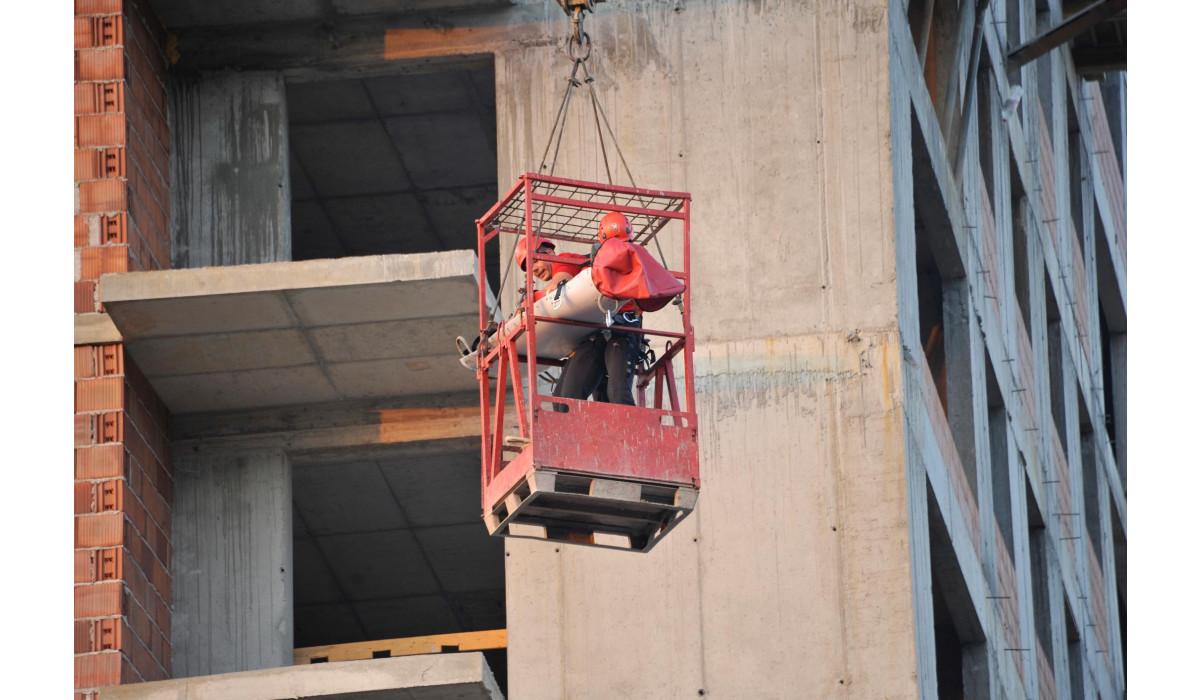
292,442,504,649
98,252,486,414
287,63,498,286
149,0,514,29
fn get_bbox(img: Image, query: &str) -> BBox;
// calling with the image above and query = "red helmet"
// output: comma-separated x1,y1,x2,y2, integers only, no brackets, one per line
598,211,632,242
515,235,555,270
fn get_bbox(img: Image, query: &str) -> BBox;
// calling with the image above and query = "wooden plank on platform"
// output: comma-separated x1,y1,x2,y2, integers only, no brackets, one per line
294,629,507,665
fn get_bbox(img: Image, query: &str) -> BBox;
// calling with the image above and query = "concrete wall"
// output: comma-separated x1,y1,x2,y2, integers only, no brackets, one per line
495,2,913,697
169,71,291,267
171,449,294,677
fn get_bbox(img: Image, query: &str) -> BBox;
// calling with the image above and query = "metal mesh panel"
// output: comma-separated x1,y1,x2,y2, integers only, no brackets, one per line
483,176,687,246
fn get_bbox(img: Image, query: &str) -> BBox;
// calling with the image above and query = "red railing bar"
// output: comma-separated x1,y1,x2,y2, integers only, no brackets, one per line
476,177,526,225
522,172,692,201
531,316,687,339
479,325,526,369
531,193,688,221
537,395,695,420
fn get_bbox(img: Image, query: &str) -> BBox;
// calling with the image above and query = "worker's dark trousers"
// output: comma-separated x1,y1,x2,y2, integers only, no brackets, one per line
555,317,640,407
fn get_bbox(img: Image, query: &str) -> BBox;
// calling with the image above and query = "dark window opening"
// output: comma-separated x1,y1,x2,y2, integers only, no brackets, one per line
1010,152,1033,334
929,483,991,700
1098,312,1119,480
912,109,958,415
985,353,1014,559
1045,275,1067,448
912,109,978,495
916,209,948,414
1036,6,1055,133
1065,597,1085,700
1068,128,1085,253
1004,0,1024,53
1078,388,1103,560
905,0,963,125
1028,476,1054,671
976,56,996,206
1098,305,1125,488
286,58,499,284
291,442,506,693
1111,496,1127,679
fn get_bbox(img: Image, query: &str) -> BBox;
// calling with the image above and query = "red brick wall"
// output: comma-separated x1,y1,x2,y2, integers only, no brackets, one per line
74,0,172,696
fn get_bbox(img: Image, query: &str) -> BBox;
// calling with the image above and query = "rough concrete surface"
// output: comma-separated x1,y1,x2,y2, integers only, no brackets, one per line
171,449,293,677
170,72,292,268
100,652,502,700
493,1,914,698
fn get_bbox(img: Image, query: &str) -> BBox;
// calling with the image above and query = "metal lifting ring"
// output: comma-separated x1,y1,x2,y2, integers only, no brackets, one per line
566,30,592,62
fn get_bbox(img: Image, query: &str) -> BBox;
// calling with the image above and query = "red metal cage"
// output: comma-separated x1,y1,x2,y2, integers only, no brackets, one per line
474,174,699,553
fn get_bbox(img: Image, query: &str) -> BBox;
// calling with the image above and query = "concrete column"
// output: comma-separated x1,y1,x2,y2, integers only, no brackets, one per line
892,48,940,699
171,448,293,677
170,71,291,267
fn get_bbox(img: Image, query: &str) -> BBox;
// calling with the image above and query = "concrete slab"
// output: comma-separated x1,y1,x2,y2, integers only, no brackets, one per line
325,356,471,399
98,252,487,414
99,652,502,700
308,315,476,363
75,312,122,345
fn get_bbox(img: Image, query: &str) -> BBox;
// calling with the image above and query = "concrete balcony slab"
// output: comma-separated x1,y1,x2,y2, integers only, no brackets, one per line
98,251,488,414
99,652,503,700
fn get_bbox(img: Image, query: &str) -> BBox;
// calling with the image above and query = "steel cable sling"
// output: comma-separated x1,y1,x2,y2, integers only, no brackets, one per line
490,13,672,323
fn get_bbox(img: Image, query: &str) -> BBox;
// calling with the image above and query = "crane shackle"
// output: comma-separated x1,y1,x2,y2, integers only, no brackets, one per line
555,0,603,47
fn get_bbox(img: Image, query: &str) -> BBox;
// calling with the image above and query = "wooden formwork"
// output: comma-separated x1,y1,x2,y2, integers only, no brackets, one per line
483,466,698,553
294,629,507,665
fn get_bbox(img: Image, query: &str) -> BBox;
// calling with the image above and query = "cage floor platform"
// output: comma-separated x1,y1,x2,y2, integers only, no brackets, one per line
484,466,698,553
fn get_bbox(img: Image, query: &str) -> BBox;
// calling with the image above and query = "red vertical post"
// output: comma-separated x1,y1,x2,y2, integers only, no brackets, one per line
682,198,698,484
522,177,539,433
477,219,491,504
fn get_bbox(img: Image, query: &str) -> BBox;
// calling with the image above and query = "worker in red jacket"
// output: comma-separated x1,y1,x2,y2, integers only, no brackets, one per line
554,212,644,406
456,236,587,360
515,236,588,301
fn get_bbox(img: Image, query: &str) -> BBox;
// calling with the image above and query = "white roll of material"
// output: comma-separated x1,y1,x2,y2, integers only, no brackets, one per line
505,271,625,360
